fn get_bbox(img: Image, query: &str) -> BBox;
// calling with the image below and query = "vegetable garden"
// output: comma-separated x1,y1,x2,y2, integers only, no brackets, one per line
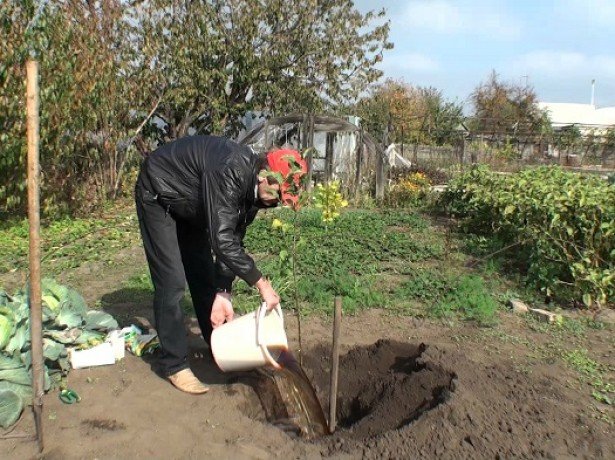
1,163,613,457
3,0,614,456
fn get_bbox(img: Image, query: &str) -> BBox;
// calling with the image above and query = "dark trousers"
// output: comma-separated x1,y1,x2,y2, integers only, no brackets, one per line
135,173,216,376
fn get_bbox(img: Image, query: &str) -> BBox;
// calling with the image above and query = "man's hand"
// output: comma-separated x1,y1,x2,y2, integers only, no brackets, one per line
210,292,234,329
255,277,280,311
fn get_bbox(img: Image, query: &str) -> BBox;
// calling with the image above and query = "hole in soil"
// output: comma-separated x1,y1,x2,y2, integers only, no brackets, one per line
315,340,455,440
241,339,456,442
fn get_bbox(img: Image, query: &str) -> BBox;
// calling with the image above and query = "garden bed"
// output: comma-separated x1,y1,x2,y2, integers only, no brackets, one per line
1,204,613,458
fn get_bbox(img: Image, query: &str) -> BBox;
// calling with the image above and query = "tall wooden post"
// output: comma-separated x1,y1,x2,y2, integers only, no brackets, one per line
300,114,308,151
26,59,44,452
328,296,342,433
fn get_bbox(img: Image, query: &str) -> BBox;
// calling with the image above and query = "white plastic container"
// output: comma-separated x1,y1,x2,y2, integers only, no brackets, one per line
69,330,125,369
106,330,125,360
69,342,116,369
211,303,288,372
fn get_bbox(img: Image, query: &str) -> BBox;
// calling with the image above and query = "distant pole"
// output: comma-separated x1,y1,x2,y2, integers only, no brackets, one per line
328,296,342,433
376,115,389,200
26,59,44,452
353,126,363,200
325,132,334,182
305,114,315,192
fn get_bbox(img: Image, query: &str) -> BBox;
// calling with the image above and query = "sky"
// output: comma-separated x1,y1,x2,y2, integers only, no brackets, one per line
354,0,615,111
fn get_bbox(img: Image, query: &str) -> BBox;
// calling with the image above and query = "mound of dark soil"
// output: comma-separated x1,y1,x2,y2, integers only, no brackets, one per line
297,340,613,459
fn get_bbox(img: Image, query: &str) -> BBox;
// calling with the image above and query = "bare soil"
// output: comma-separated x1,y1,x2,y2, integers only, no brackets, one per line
2,247,614,459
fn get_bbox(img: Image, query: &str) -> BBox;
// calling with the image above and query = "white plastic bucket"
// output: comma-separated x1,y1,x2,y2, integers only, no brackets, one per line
211,303,288,372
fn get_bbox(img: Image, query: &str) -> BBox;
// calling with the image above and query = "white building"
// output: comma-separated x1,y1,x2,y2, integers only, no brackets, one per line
537,102,615,134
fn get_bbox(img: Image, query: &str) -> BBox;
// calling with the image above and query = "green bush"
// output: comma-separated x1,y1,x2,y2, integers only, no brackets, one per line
440,165,615,307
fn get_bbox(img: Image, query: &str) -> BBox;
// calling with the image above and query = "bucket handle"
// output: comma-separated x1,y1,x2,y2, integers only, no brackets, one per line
257,302,284,370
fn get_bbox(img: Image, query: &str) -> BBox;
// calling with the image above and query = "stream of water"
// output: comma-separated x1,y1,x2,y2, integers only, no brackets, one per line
264,349,329,439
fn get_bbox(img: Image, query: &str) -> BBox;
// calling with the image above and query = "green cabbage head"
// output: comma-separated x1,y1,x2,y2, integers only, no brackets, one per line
0,312,14,350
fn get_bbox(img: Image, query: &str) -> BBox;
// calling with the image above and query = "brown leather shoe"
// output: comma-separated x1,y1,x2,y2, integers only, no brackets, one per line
168,369,209,394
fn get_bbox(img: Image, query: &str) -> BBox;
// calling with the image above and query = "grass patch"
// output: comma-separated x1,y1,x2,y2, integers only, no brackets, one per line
3,202,508,326
234,208,449,315
563,349,614,405
99,270,154,307
431,275,499,326
394,268,451,303
392,270,499,325
244,208,443,279
0,209,139,276
525,315,608,341
124,271,154,293
527,324,614,407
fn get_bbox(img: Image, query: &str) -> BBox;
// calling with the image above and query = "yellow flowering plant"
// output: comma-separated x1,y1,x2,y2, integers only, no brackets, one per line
313,181,349,224
384,171,431,208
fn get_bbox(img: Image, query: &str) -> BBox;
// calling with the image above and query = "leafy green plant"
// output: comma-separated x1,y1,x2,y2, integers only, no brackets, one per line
440,165,615,307
0,280,117,428
313,181,349,222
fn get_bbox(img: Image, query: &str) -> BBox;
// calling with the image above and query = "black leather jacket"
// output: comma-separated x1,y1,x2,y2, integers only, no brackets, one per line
143,135,261,290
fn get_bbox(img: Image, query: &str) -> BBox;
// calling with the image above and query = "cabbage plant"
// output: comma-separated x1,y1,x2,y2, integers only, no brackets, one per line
0,280,118,428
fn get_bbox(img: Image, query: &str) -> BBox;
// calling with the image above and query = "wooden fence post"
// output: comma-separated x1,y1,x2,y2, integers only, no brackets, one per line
376,117,389,200
306,114,314,192
354,127,363,199
325,132,334,182
301,113,308,151
26,59,44,452
264,120,270,148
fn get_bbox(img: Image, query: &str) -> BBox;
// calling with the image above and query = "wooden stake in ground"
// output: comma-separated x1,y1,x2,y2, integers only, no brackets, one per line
328,296,342,433
26,59,44,453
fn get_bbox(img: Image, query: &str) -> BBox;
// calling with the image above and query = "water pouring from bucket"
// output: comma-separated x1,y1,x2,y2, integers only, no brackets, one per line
211,302,288,372
211,302,329,438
